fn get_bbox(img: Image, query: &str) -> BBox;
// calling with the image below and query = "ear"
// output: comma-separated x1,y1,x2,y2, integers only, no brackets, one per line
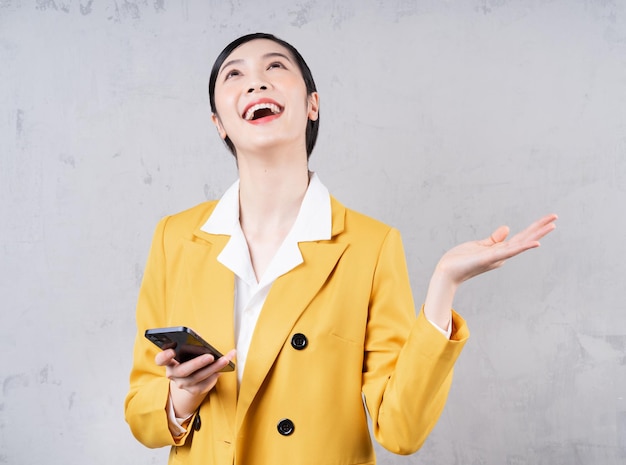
307,92,320,121
211,113,228,140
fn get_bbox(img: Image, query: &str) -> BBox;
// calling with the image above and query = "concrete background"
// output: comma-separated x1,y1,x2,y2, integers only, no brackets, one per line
1,0,625,463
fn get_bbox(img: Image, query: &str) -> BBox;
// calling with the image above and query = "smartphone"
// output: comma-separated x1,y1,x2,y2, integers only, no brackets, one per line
145,326,235,372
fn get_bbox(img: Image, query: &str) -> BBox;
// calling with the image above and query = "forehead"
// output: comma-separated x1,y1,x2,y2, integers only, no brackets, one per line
219,39,296,71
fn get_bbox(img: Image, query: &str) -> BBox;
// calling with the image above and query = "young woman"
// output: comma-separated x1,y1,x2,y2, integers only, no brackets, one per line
125,33,557,465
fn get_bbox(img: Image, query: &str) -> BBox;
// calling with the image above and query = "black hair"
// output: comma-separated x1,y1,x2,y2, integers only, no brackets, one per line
208,33,319,159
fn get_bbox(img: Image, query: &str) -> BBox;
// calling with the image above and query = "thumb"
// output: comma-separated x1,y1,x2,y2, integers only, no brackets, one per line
488,225,510,244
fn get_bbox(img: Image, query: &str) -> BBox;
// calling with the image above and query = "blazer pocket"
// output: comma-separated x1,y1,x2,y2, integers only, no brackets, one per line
329,330,362,347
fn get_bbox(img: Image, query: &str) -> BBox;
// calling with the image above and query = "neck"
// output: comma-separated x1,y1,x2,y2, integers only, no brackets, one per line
236,147,310,236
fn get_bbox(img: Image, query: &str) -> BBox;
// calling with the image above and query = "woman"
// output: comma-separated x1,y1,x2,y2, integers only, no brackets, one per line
125,33,557,465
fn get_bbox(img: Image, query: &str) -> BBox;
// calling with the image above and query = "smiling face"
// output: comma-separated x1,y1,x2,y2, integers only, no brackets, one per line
211,39,319,159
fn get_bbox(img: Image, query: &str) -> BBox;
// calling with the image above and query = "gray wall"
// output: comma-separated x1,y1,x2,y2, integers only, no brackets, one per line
1,0,625,463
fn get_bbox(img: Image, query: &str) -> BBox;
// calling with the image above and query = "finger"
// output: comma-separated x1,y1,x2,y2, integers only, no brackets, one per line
490,225,510,244
525,214,557,238
538,213,559,225
512,213,558,244
171,370,222,396
155,348,178,367
169,353,217,378
169,348,236,380
222,349,237,363
480,225,510,246
201,349,237,374
170,357,230,391
533,214,558,240
497,220,556,259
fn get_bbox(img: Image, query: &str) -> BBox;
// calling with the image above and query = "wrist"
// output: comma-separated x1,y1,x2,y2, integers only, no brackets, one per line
423,271,458,330
428,268,459,298
169,381,203,419
432,260,462,287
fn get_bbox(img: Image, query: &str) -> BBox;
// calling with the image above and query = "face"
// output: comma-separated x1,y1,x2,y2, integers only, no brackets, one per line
211,39,319,156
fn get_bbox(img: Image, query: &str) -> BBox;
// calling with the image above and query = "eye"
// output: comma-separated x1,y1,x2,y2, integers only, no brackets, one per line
267,61,286,70
224,69,241,80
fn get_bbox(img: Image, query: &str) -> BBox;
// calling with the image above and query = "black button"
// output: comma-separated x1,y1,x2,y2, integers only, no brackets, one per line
277,418,295,436
193,414,201,431
291,333,308,350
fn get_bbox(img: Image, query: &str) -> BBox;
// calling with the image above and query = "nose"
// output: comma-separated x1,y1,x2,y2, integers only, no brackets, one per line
247,84,268,93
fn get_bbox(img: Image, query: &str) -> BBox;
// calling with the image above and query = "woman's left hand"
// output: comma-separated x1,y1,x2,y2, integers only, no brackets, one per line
436,213,558,286
423,213,558,330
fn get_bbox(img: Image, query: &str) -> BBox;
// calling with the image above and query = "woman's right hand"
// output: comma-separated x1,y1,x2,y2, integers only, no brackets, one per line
155,348,237,419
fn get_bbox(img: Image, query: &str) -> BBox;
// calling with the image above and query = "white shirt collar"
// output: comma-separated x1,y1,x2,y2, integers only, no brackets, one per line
200,172,332,286
201,172,331,240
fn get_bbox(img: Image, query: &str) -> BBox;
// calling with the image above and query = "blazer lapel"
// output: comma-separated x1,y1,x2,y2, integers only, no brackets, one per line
182,233,234,352
183,228,238,433
235,199,347,430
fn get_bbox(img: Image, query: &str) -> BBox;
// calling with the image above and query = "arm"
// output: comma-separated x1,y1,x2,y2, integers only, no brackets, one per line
124,216,179,448
362,228,468,455
364,214,557,454
124,217,236,447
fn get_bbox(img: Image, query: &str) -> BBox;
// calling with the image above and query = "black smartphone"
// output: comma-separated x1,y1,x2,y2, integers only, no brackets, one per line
145,326,235,372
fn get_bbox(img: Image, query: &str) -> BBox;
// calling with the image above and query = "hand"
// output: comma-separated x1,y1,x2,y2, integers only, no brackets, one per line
435,213,558,286
155,348,236,419
423,214,557,330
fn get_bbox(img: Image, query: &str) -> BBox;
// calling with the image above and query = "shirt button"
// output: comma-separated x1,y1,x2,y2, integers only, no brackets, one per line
291,333,308,350
277,418,295,436
193,414,201,431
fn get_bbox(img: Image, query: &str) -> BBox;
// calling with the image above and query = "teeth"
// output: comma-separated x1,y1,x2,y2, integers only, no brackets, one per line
244,102,282,120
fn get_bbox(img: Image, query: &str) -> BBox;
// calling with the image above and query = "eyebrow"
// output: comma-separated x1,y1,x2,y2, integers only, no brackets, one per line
219,52,294,76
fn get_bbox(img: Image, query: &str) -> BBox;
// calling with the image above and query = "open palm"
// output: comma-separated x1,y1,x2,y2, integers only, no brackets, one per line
436,213,558,286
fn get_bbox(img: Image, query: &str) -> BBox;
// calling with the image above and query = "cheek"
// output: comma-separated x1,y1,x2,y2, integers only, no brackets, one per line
213,97,239,135
287,85,312,117
213,84,239,115
214,97,234,119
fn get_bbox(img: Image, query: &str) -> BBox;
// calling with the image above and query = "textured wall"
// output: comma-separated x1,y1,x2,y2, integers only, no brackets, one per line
1,1,625,464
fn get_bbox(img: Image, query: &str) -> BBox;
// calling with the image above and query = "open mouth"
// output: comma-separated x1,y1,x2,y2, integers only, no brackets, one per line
243,102,283,121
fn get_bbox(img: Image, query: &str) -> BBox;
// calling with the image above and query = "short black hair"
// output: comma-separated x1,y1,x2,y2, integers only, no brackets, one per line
208,33,319,159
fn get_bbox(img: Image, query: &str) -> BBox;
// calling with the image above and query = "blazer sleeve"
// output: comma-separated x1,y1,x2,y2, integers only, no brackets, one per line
124,216,191,448
361,227,469,455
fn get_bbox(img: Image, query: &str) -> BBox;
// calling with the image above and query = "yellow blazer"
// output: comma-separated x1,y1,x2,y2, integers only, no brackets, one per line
125,197,469,465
